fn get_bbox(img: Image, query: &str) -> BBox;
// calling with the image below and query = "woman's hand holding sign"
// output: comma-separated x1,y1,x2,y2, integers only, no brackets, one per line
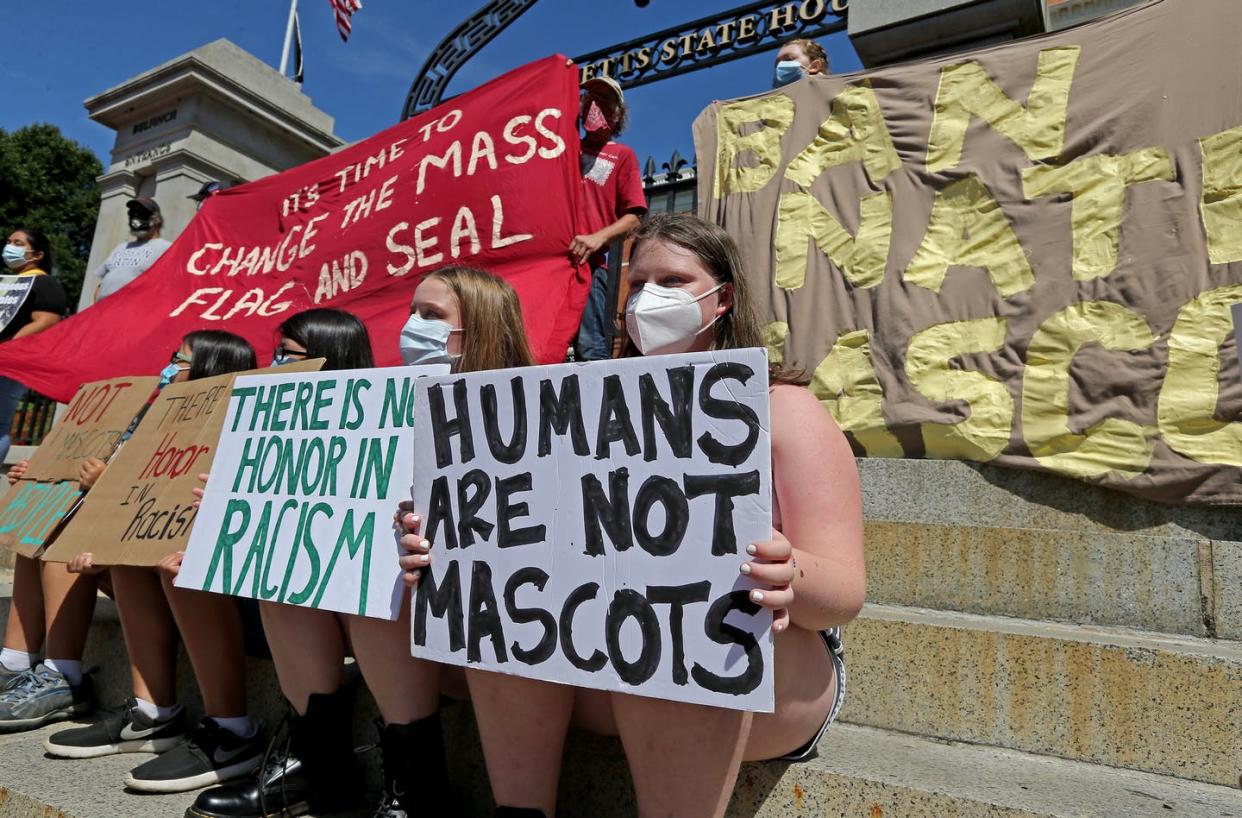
395,499,431,588
78,457,107,490
742,529,795,634
67,552,106,575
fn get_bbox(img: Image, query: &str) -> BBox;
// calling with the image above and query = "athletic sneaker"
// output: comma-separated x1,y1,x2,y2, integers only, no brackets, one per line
0,664,93,732
125,718,263,794
44,699,187,758
0,665,30,691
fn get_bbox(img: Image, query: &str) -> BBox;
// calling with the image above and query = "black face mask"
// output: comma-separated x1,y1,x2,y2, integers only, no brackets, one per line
130,216,152,235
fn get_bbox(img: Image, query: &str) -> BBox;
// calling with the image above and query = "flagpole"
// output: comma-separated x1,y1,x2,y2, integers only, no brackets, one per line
279,0,299,76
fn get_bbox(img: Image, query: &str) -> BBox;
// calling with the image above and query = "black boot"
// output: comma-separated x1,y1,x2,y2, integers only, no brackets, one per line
370,712,458,817
185,688,361,818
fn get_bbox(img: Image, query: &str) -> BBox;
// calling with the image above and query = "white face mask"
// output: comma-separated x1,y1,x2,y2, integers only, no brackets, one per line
399,314,462,365
625,282,723,356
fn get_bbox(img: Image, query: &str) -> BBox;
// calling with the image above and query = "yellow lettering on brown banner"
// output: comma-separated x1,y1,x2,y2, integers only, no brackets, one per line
1022,148,1174,281
906,317,1012,462
1021,301,1157,479
1157,284,1242,466
764,320,789,365
714,96,795,197
775,189,891,290
784,84,901,188
809,329,903,457
1200,125,1242,264
926,47,1080,173
903,174,1034,296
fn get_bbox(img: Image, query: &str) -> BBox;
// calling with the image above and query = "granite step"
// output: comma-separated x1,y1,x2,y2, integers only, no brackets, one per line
841,604,1242,787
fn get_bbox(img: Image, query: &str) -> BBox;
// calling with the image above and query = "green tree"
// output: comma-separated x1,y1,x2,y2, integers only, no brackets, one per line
0,124,102,306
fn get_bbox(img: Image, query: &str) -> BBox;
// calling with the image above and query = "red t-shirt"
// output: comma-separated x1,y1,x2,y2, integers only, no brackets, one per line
580,138,647,266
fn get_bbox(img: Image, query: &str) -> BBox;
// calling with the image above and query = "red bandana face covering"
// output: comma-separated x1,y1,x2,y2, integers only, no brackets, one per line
584,99,611,135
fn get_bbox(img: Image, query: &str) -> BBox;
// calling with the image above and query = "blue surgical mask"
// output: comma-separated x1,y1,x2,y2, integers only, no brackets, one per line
3,244,28,270
271,354,294,367
774,60,804,88
158,363,181,389
399,314,461,366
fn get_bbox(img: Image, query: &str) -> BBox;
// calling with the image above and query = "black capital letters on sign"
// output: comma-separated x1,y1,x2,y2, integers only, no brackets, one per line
639,365,694,461
496,473,546,548
424,475,459,550
683,471,761,555
503,567,557,665
633,475,689,557
456,469,494,548
429,380,475,468
696,363,759,466
412,561,465,652
467,561,508,664
580,468,632,556
648,581,711,686
692,590,764,695
559,582,607,672
538,376,589,456
481,377,528,464
605,589,662,686
594,374,641,460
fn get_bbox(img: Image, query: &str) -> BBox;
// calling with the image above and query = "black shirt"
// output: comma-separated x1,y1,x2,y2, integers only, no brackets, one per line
0,272,68,343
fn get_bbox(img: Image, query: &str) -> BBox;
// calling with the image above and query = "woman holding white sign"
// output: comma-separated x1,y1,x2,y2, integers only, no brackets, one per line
398,213,865,818
193,282,535,818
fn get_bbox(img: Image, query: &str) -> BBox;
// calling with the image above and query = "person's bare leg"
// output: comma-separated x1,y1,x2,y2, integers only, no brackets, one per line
41,561,98,662
466,670,574,816
346,595,438,724
259,601,344,714
4,555,45,655
611,693,751,818
162,576,246,717
744,626,835,761
111,566,178,705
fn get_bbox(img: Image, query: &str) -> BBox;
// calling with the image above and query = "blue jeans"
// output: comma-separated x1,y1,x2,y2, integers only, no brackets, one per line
575,263,612,361
0,376,28,464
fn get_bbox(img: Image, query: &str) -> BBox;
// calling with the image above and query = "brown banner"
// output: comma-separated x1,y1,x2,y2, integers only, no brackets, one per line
43,360,324,566
0,376,159,557
694,0,1242,505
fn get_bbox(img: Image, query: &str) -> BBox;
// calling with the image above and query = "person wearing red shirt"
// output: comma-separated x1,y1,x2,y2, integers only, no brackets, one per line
571,76,647,361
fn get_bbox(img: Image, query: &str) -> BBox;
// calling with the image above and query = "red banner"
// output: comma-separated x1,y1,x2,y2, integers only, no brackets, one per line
0,56,586,402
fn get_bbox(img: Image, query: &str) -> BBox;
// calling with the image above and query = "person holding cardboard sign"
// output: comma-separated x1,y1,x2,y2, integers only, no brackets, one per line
188,293,530,818
399,214,865,818
44,331,262,794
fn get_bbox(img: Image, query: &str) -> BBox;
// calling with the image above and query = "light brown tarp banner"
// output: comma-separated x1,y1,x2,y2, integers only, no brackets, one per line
694,0,1242,505
44,360,324,566
0,376,159,557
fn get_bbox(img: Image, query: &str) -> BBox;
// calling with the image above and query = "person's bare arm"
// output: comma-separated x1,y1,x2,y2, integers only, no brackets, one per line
570,212,643,266
10,311,60,340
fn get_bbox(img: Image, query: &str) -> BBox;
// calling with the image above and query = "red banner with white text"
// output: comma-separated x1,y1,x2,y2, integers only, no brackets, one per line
0,56,585,402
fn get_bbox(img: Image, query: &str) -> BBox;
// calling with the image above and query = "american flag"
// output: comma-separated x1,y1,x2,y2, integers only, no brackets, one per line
329,0,362,41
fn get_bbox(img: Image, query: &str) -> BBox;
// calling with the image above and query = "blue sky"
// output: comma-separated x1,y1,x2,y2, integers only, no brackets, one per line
1,1,859,170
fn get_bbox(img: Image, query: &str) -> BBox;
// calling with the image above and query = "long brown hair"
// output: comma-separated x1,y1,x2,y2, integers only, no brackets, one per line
424,265,535,373
626,213,806,384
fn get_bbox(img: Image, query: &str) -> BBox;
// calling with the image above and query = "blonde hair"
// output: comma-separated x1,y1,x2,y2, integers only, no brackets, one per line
425,266,535,373
787,38,828,72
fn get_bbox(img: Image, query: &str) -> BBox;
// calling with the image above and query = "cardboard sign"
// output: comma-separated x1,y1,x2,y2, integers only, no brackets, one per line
0,376,159,557
177,364,449,619
43,361,323,566
0,277,34,335
409,349,775,712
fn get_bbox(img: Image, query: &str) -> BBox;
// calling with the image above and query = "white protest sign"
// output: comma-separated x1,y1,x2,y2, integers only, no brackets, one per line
409,349,774,712
178,365,449,619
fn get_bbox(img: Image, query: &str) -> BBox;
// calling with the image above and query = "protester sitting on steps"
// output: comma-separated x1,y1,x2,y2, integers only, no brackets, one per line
48,331,261,795
187,283,535,818
396,213,866,818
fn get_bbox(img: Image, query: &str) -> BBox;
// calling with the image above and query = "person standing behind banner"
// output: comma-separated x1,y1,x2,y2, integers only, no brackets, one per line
572,76,647,362
91,197,172,302
0,228,67,463
772,37,829,87
398,214,866,818
190,277,536,818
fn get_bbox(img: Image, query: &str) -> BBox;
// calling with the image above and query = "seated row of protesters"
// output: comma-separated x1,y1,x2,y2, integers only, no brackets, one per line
0,211,864,818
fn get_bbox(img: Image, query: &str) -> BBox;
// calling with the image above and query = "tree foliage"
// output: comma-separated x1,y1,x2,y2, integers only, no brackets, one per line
0,124,103,307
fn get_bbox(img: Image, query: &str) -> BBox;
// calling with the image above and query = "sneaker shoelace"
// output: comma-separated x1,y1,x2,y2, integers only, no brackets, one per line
0,668,52,701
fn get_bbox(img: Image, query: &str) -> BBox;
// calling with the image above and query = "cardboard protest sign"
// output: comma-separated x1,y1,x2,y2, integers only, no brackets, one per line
0,277,34,335
177,364,449,619
409,349,775,712
0,376,159,557
43,361,323,566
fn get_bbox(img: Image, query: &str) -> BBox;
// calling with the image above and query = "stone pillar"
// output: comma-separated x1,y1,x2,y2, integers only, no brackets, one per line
847,0,1049,67
78,38,344,309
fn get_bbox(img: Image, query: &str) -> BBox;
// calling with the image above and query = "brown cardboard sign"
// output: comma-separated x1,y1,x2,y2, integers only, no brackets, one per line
43,360,324,566
0,376,159,557
25,376,161,481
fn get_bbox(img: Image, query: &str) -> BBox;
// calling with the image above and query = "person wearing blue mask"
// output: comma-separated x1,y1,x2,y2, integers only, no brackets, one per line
773,38,829,88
